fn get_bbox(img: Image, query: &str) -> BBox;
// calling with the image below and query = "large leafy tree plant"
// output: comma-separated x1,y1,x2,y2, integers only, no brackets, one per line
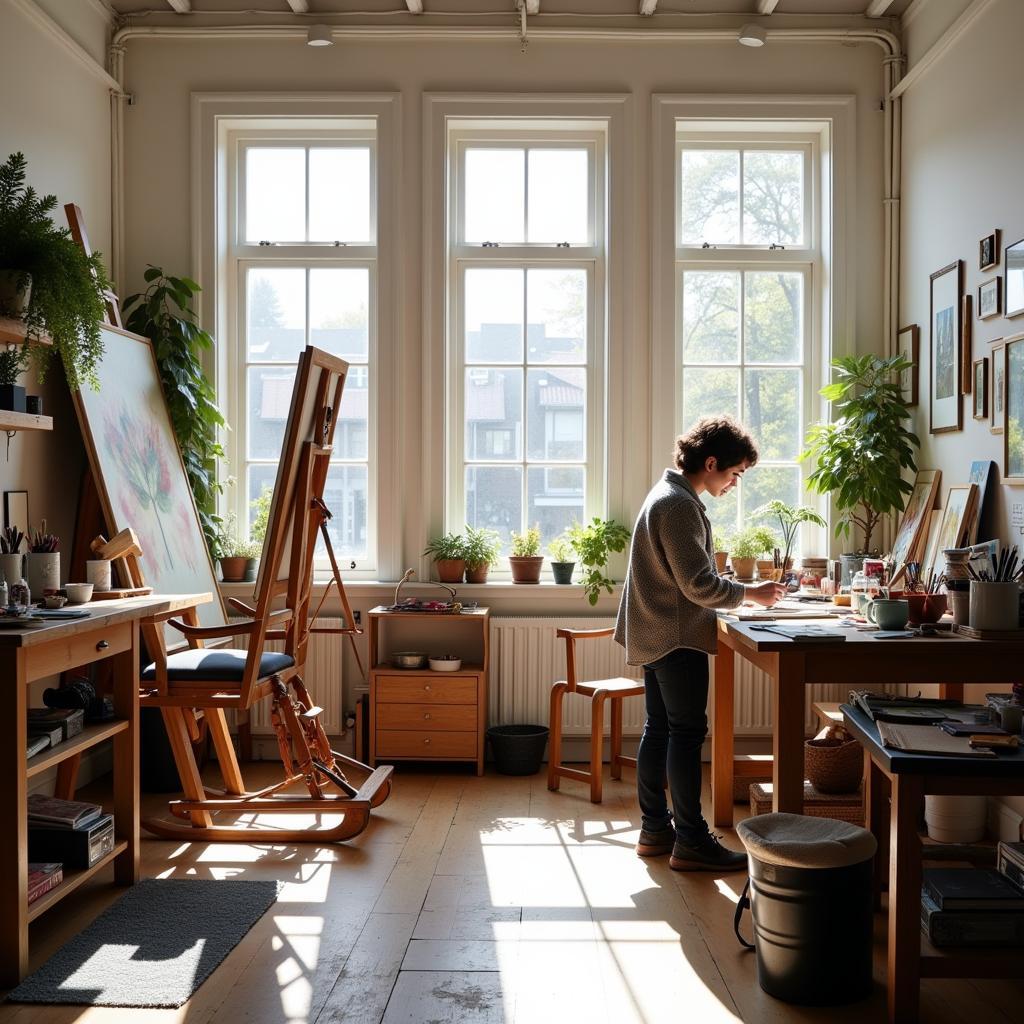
122,267,225,555
801,353,918,554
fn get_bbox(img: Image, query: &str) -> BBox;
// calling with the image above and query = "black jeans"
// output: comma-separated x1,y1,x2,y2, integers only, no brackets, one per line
636,647,710,842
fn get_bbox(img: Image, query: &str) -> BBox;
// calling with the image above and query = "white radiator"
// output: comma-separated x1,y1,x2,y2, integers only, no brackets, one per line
488,616,849,737
228,617,344,737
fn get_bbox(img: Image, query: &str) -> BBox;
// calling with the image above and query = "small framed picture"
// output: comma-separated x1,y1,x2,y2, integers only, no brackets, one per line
1007,238,1024,318
978,277,1002,320
991,340,1006,434
980,230,1000,272
929,260,963,434
972,358,988,419
896,324,919,405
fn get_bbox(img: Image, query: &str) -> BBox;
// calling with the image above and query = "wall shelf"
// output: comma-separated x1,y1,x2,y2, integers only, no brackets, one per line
0,410,52,432
0,317,51,347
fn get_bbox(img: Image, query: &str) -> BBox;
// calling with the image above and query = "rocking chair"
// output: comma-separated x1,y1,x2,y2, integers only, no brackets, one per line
140,345,393,842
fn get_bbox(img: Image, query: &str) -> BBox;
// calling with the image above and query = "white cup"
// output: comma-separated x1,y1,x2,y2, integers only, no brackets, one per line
86,559,112,592
968,581,1021,631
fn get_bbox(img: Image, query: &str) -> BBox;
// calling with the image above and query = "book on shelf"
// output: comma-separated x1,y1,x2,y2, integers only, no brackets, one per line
27,862,63,904
26,794,103,830
27,707,84,740
998,842,1024,892
26,734,51,759
923,868,1024,911
26,723,63,748
921,890,1024,947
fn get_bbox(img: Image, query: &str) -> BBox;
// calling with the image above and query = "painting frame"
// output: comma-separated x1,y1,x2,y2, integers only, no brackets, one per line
3,490,28,536
972,358,988,420
961,294,973,394
1005,333,1024,485
1006,238,1024,319
896,323,919,406
70,324,227,637
888,469,940,586
929,260,963,434
991,340,1006,435
979,230,1000,273
978,278,1001,320
926,483,978,581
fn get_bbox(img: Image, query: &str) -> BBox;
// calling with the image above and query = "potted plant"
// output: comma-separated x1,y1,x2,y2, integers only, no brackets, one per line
0,524,25,590
752,501,827,582
567,517,631,605
0,152,110,390
123,266,226,556
216,513,261,583
731,526,777,581
24,522,59,599
712,529,732,574
509,524,544,584
0,344,29,412
548,533,576,584
802,353,918,582
423,531,467,583
462,524,501,583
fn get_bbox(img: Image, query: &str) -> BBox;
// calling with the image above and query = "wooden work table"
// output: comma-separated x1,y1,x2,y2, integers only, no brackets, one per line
0,593,210,986
710,612,1024,829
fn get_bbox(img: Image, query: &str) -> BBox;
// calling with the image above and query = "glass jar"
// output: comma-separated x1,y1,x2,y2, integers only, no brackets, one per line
9,576,30,612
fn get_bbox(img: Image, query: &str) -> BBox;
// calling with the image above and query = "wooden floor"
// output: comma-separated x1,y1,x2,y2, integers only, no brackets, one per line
4,765,1024,1024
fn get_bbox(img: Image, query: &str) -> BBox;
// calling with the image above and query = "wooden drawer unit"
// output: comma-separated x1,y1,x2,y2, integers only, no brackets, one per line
25,621,132,680
368,606,489,775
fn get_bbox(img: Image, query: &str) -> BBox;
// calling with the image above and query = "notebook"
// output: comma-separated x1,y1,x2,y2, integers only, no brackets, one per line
877,721,997,758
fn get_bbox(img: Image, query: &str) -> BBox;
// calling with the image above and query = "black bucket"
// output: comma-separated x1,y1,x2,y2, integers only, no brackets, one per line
744,857,874,1005
487,724,549,775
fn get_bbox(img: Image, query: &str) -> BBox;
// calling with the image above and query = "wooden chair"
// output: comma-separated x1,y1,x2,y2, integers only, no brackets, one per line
140,345,393,843
547,627,645,803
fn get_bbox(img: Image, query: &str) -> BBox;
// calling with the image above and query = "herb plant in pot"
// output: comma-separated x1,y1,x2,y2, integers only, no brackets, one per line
216,513,260,583
462,524,501,584
752,501,827,585
424,531,466,583
509,525,543,584
548,534,576,584
802,353,918,585
0,344,29,412
730,526,776,582
712,529,731,575
567,517,631,605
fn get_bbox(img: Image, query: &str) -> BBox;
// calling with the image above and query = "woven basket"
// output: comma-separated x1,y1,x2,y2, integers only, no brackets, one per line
804,724,862,794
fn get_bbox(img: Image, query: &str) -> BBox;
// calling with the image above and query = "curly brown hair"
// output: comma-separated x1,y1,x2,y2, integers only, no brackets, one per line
674,416,759,473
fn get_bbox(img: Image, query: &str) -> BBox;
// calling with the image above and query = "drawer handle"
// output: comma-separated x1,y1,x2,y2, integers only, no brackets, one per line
424,738,431,745
423,684,432,692
424,713,431,720
96,640,110,651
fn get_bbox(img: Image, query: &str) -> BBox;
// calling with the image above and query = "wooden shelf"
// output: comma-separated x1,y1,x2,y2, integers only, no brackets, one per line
27,720,129,779
0,410,52,432
0,316,51,346
27,840,127,922
920,932,1024,976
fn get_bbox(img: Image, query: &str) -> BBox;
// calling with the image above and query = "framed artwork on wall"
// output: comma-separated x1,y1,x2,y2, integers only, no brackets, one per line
972,358,988,420
980,230,1000,272
991,340,1006,435
1007,238,1024,318
978,278,1002,320
1005,334,1024,484
3,491,28,535
929,260,962,434
896,324,919,406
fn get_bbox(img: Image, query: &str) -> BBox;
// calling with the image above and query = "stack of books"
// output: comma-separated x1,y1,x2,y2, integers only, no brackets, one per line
921,867,1024,946
999,841,1024,890
26,707,85,757
27,795,115,869
27,862,63,904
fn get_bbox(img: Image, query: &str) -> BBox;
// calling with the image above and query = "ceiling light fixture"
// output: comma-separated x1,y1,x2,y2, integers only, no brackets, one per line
306,25,334,47
737,23,767,47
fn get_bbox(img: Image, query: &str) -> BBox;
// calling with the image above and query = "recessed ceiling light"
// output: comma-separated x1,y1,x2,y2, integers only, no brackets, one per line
738,23,767,47
306,25,333,47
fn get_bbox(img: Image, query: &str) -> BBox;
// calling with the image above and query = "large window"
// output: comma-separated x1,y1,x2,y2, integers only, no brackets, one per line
447,127,607,563
227,127,378,572
676,132,824,547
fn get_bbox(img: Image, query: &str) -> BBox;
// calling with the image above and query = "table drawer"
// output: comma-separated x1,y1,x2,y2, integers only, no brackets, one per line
375,703,477,732
376,730,478,759
25,621,132,681
375,674,477,705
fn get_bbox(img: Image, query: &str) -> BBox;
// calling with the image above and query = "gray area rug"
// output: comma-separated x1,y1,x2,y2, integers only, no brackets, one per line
8,878,278,1007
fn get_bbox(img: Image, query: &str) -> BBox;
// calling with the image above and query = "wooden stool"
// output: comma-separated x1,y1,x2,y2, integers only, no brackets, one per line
547,627,645,803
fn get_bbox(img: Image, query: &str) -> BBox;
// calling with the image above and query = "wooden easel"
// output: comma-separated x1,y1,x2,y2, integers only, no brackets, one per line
88,528,153,599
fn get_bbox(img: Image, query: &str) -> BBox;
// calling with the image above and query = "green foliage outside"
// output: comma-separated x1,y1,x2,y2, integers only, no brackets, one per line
731,525,778,561
0,152,110,389
510,525,542,558
250,487,272,544
462,524,501,569
122,266,226,557
567,517,631,606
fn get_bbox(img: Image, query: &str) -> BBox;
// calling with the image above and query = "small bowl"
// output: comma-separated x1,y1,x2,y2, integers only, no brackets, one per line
65,582,94,605
43,594,68,609
429,655,462,672
391,651,427,670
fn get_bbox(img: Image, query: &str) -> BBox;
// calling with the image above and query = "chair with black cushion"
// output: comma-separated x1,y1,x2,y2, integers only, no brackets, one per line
140,345,393,843
547,627,645,803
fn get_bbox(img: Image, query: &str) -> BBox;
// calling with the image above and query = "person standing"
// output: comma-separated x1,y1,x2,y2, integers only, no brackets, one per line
614,416,785,870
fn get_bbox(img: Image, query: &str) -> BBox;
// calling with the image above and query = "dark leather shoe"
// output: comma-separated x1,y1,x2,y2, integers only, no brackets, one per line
635,826,676,857
669,832,747,871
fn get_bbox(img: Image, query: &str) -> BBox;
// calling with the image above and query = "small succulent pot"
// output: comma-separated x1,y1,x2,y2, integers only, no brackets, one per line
731,557,756,581
464,563,490,584
509,555,544,584
435,558,466,584
550,561,575,585
714,551,729,573
25,551,60,599
219,556,249,583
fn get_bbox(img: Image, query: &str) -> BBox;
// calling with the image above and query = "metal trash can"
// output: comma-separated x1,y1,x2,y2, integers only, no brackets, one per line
735,812,877,1005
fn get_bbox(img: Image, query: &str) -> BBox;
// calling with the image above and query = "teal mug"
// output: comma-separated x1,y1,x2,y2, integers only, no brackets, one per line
867,598,909,631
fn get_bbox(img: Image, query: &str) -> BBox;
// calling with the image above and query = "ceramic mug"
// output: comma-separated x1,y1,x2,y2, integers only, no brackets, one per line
86,558,112,592
867,598,909,630
854,591,874,618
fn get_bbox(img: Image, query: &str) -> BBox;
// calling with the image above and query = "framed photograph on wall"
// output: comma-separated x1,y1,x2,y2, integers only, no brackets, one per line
1007,238,1024,318
1006,334,1024,484
929,260,962,433
896,323,919,406
980,230,1000,272
978,278,1001,320
991,340,1006,434
973,358,988,420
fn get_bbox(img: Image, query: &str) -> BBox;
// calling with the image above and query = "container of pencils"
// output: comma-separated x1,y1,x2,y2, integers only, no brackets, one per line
969,581,1021,631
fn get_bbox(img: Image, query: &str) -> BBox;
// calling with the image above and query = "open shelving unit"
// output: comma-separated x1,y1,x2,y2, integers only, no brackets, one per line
0,316,54,432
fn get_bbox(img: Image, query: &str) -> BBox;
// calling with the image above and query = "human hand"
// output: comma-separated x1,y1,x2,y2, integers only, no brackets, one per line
744,581,787,608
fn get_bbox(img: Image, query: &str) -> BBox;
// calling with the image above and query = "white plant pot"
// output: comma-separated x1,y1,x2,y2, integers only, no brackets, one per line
0,552,23,588
24,551,60,602
924,794,987,843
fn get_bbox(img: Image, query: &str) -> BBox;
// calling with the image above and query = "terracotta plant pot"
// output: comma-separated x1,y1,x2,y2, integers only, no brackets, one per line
435,558,466,584
509,555,544,584
756,559,775,580
464,563,490,584
714,551,729,573
731,557,756,581
219,556,249,583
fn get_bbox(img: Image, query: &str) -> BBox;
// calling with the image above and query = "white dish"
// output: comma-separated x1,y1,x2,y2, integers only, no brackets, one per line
429,656,462,672
65,582,94,604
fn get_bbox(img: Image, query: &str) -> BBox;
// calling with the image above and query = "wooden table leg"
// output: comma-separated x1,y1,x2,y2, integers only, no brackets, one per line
711,644,735,828
938,683,963,702
864,750,890,908
888,772,924,1024
0,648,29,985
111,621,140,886
772,654,806,815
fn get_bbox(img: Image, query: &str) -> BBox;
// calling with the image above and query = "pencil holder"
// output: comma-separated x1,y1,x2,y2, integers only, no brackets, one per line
968,581,1021,631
